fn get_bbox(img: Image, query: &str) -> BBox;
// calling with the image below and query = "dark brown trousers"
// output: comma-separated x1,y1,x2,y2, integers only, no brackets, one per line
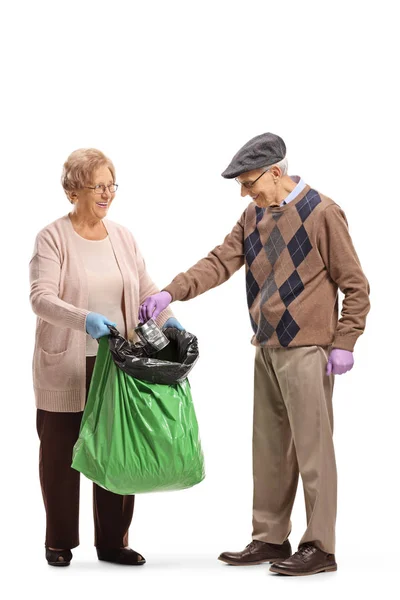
36,356,135,550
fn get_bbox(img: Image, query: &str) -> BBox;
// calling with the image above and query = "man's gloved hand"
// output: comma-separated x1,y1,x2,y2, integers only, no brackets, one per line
139,291,172,323
326,348,354,376
162,317,185,331
86,312,116,339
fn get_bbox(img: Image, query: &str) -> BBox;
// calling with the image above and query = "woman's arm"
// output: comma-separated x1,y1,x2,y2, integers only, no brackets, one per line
29,230,89,331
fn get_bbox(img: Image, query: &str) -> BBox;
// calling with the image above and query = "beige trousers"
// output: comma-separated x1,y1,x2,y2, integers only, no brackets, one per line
252,345,337,554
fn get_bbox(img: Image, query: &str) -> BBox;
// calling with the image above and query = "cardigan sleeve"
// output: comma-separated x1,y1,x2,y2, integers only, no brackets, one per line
163,209,246,302
29,231,89,331
317,204,370,351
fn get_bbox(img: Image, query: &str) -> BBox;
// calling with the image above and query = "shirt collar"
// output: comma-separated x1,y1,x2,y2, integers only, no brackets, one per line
279,176,306,207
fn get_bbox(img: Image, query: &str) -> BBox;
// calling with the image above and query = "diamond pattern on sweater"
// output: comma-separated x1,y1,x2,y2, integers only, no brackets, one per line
276,310,300,347
249,313,258,335
287,225,312,268
264,225,286,266
257,313,275,344
260,271,278,305
296,190,321,222
246,269,260,309
244,229,263,267
246,188,322,346
255,206,266,224
279,270,304,307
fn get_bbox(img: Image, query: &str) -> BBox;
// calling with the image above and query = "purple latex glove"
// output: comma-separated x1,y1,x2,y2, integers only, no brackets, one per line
139,291,172,323
326,349,354,376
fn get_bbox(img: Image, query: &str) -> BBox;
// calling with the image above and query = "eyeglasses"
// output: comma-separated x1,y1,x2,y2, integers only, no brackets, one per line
235,169,270,189
84,184,118,195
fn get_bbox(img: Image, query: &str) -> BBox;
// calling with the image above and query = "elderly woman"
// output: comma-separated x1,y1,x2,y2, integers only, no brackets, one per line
29,148,181,567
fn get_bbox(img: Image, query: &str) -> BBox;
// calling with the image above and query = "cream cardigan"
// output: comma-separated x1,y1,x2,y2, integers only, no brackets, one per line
29,215,173,412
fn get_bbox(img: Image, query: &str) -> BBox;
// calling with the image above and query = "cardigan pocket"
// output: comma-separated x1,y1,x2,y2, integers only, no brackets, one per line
35,348,72,391
39,348,68,362
36,320,71,356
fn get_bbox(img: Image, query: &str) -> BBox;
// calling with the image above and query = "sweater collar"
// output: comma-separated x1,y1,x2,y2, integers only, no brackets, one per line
267,176,310,213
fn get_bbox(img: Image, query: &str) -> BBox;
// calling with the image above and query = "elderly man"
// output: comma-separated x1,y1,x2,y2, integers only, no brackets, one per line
139,133,370,576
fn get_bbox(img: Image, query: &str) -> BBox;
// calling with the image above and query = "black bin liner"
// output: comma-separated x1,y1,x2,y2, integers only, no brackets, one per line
107,325,199,385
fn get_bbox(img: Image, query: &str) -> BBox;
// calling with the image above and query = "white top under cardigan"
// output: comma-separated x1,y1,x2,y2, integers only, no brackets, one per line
72,231,126,356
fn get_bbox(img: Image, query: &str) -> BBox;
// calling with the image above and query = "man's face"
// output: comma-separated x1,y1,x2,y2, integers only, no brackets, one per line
237,167,277,208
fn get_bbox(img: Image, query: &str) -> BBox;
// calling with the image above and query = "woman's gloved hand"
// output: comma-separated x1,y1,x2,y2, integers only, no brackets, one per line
139,291,172,323
86,312,116,339
162,317,185,331
326,348,354,376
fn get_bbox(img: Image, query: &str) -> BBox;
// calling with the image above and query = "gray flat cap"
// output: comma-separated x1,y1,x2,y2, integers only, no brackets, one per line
221,132,286,179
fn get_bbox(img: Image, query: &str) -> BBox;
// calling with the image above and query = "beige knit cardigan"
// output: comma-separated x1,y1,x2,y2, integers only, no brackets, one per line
29,215,173,412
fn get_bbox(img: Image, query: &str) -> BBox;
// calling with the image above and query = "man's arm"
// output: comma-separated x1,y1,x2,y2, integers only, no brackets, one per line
129,231,174,328
139,210,246,322
317,204,370,352
163,210,246,301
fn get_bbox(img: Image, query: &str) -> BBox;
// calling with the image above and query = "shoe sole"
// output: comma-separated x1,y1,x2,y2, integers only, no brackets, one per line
269,564,337,576
47,561,71,567
218,556,289,566
98,557,146,566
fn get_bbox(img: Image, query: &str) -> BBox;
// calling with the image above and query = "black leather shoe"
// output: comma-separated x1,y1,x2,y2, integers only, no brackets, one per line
46,548,72,567
96,547,146,566
218,539,292,566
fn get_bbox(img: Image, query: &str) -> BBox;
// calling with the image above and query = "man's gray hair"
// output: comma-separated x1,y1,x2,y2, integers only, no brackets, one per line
269,156,288,176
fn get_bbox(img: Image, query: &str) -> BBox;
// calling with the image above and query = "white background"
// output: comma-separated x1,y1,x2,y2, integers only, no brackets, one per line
1,1,398,598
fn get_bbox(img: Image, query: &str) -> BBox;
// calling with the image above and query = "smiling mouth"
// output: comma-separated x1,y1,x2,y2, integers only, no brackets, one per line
96,202,108,208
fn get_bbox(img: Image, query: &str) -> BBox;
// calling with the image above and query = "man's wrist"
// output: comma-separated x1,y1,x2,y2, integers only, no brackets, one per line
161,289,173,302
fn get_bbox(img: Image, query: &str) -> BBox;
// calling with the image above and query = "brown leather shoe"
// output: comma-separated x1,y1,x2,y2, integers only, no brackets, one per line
269,543,337,576
218,539,292,566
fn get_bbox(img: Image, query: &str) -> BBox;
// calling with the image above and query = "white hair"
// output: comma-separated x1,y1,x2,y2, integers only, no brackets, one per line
269,156,288,176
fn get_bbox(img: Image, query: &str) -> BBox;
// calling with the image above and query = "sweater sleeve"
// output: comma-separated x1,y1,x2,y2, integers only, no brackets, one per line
132,234,174,328
163,210,246,302
317,204,370,351
29,231,89,331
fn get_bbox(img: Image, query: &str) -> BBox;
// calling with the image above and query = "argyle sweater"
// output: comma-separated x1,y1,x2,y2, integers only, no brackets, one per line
164,184,370,351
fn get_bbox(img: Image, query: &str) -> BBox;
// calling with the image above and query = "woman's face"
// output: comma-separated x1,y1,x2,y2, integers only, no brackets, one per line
71,165,116,220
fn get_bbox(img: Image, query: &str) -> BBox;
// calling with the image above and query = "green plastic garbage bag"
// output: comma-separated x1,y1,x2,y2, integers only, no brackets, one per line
72,335,205,495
